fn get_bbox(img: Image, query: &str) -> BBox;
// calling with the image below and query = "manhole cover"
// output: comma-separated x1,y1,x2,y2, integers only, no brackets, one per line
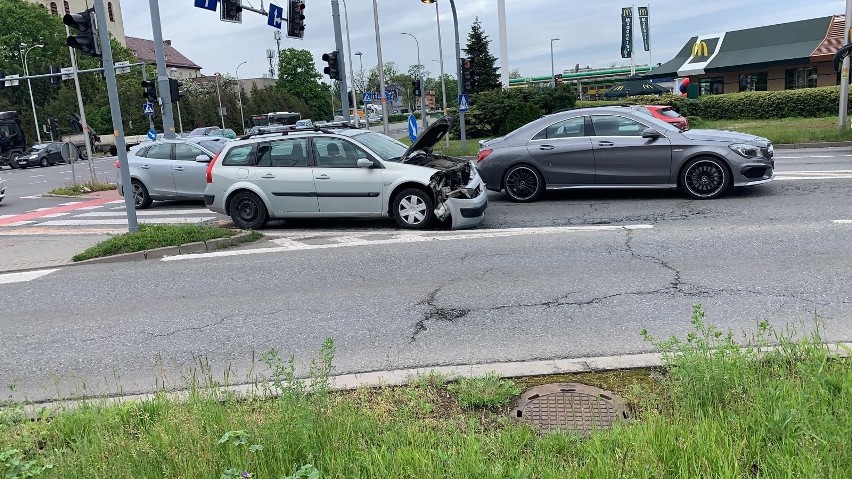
510,383,628,435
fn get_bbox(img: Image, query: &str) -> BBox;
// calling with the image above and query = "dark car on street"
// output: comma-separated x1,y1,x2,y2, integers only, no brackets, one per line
16,143,65,168
186,127,237,140
475,106,774,202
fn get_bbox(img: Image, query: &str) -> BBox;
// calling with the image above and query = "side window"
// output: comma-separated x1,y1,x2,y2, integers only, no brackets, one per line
313,137,370,168
174,143,206,161
532,117,585,140
145,143,173,159
134,146,151,157
257,138,309,168
591,115,647,137
222,144,255,166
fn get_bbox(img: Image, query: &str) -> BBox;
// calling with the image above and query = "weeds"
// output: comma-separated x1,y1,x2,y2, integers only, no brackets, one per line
447,372,521,409
46,181,115,197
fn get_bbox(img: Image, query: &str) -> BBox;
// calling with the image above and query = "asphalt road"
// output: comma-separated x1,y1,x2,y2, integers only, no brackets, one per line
2,149,852,403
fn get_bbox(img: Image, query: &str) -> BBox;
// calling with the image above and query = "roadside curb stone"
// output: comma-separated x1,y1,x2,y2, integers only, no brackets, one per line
775,141,852,150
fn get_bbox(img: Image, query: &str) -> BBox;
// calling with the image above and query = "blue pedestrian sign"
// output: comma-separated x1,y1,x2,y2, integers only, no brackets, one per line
408,114,418,142
194,0,218,11
147,129,157,141
142,102,155,116
362,92,373,104
268,4,284,29
458,94,470,112
385,91,393,102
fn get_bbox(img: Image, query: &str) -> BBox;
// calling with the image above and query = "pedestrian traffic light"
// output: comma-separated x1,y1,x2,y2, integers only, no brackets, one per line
322,50,340,81
64,8,100,58
141,80,157,103
49,118,59,136
412,79,421,97
287,0,306,39
49,65,61,87
221,0,243,23
461,57,476,93
169,78,184,102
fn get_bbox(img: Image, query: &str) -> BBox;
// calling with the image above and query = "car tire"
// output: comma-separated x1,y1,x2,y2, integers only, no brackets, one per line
40,157,49,168
392,187,435,229
9,153,20,169
131,180,153,209
503,164,544,202
680,156,730,200
229,191,269,230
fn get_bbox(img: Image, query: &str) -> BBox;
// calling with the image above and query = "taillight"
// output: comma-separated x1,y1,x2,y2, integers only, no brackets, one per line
114,160,120,168
206,153,219,184
476,149,493,163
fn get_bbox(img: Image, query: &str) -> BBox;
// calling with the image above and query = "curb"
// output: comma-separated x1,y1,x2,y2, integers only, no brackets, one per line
70,230,257,266
775,141,852,150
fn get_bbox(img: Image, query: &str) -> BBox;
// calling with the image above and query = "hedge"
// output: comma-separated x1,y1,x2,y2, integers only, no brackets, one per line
575,87,851,121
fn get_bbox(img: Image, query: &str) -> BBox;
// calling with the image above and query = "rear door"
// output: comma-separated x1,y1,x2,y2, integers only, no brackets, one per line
252,138,319,214
172,142,211,197
589,114,672,185
47,144,63,164
137,143,176,195
310,136,384,215
526,116,595,186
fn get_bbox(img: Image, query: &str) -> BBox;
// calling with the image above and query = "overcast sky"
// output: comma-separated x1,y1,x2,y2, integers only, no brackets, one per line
122,0,845,82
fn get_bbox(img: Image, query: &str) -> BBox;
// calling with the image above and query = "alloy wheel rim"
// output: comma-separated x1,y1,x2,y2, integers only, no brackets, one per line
685,161,725,197
399,195,427,225
132,184,144,206
506,167,540,200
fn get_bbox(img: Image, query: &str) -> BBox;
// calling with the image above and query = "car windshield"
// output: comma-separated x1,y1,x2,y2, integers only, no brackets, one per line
30,144,47,150
187,128,207,136
351,131,408,161
199,140,226,153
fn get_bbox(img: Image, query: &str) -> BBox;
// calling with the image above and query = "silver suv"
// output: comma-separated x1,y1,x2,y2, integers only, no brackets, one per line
203,118,487,230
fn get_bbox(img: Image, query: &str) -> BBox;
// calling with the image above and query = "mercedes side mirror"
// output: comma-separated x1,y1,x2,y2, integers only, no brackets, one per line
195,154,212,163
642,128,662,139
356,158,374,168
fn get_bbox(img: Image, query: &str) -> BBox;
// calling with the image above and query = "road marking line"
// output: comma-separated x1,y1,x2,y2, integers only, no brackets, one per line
40,212,71,218
164,224,655,262
6,221,36,226
59,202,84,206
0,214,16,220
833,220,852,224
30,174,45,178
18,195,41,199
775,175,852,181
0,196,118,226
107,200,124,204
0,269,60,285
776,170,852,173
74,208,214,217
40,217,208,226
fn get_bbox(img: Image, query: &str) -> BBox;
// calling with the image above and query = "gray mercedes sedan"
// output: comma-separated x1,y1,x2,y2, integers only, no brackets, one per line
475,106,774,201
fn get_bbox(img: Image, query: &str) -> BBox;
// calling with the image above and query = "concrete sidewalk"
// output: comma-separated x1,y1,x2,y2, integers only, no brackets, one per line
0,234,107,272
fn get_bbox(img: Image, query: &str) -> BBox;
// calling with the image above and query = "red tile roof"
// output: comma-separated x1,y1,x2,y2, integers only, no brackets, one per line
125,36,202,70
811,15,846,63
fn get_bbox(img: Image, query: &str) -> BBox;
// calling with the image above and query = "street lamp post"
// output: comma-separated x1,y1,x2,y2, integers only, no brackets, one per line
422,0,464,151
356,51,369,128
235,61,247,134
21,43,43,144
341,0,360,127
214,72,225,128
169,68,184,134
371,0,390,135
401,32,427,130
550,38,560,88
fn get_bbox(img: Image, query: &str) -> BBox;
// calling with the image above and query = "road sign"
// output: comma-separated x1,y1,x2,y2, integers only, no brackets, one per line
142,102,155,116
60,142,79,163
147,129,157,141
385,91,393,102
4,75,19,87
268,3,284,29
408,114,418,142
362,92,373,103
61,67,74,80
458,94,470,112
115,61,131,74
194,0,218,11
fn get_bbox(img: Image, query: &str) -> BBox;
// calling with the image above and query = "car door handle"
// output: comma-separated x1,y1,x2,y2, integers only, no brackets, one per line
173,166,184,171
260,173,276,179
140,165,150,169
315,174,331,180
598,141,615,147
539,145,555,151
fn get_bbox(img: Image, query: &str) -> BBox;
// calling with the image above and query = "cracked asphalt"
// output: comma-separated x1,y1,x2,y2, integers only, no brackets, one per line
2,150,852,403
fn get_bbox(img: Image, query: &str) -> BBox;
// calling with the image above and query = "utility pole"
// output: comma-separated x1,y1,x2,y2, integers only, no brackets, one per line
371,0,389,135
497,0,509,89
148,0,176,139
840,0,852,129
448,0,465,153
330,0,351,122
342,0,360,127
93,0,137,232
65,25,95,184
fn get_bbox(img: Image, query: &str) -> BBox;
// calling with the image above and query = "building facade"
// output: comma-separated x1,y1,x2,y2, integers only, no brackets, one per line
126,37,202,79
30,0,126,46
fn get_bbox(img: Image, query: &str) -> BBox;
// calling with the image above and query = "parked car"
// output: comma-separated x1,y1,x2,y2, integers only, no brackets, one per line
204,117,487,230
476,106,774,202
186,127,236,139
16,143,65,168
632,105,689,131
349,117,368,128
116,137,228,208
295,119,314,128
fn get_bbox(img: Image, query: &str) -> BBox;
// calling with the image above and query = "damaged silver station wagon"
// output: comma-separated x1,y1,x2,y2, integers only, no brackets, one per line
203,118,488,230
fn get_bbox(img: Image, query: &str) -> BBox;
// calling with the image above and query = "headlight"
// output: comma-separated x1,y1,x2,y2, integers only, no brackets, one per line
729,143,761,158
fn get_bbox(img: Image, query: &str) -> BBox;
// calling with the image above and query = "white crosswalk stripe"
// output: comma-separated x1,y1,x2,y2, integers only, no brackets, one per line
774,170,852,181
833,220,852,224
0,269,59,284
75,208,215,217
40,217,212,226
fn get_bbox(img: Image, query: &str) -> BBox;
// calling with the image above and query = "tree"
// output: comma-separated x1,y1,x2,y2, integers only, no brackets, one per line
463,17,501,94
276,48,332,120
366,61,400,92
509,68,522,79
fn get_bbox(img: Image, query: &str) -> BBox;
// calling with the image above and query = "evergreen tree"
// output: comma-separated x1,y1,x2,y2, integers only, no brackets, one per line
463,18,501,93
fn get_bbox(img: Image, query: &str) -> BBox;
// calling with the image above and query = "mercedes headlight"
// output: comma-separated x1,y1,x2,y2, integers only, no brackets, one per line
729,143,761,158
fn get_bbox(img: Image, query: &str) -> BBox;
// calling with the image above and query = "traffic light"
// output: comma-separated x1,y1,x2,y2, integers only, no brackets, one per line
49,65,61,87
287,0,306,39
554,75,563,86
412,78,421,97
0,70,5,91
49,118,59,136
64,8,100,57
322,50,340,81
461,57,477,93
221,0,243,23
169,78,184,102
141,80,157,103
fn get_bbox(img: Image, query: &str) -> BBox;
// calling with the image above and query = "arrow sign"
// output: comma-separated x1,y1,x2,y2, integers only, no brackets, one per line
458,94,470,112
147,129,158,141
194,0,218,11
268,4,284,29
142,102,155,116
408,114,418,142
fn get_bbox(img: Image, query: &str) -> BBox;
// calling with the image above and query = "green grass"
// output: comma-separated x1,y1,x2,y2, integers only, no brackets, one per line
447,372,521,409
70,224,245,262
696,116,852,144
2,307,851,478
46,182,116,196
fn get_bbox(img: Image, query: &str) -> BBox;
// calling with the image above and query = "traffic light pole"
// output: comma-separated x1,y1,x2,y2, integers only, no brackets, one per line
330,0,350,122
449,0,466,153
148,0,176,139
141,68,155,132
93,0,138,233
65,24,95,185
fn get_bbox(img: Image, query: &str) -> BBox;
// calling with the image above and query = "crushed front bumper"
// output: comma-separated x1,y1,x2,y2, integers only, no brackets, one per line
440,180,488,229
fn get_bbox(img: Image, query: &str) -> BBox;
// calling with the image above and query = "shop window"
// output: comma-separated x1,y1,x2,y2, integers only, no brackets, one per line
698,76,724,95
739,73,767,92
785,67,818,90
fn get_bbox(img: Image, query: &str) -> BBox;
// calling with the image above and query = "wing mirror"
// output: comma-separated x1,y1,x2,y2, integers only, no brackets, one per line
642,128,662,139
357,158,374,168
195,154,212,163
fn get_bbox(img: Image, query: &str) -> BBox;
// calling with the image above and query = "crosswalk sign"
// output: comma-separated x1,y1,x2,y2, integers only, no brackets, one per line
142,102,155,116
458,94,470,112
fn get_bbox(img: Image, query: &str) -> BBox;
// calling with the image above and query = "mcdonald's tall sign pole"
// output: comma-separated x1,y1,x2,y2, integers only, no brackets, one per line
840,0,852,130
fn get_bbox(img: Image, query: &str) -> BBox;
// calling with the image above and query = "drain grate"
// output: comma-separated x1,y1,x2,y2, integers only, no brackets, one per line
510,383,628,436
